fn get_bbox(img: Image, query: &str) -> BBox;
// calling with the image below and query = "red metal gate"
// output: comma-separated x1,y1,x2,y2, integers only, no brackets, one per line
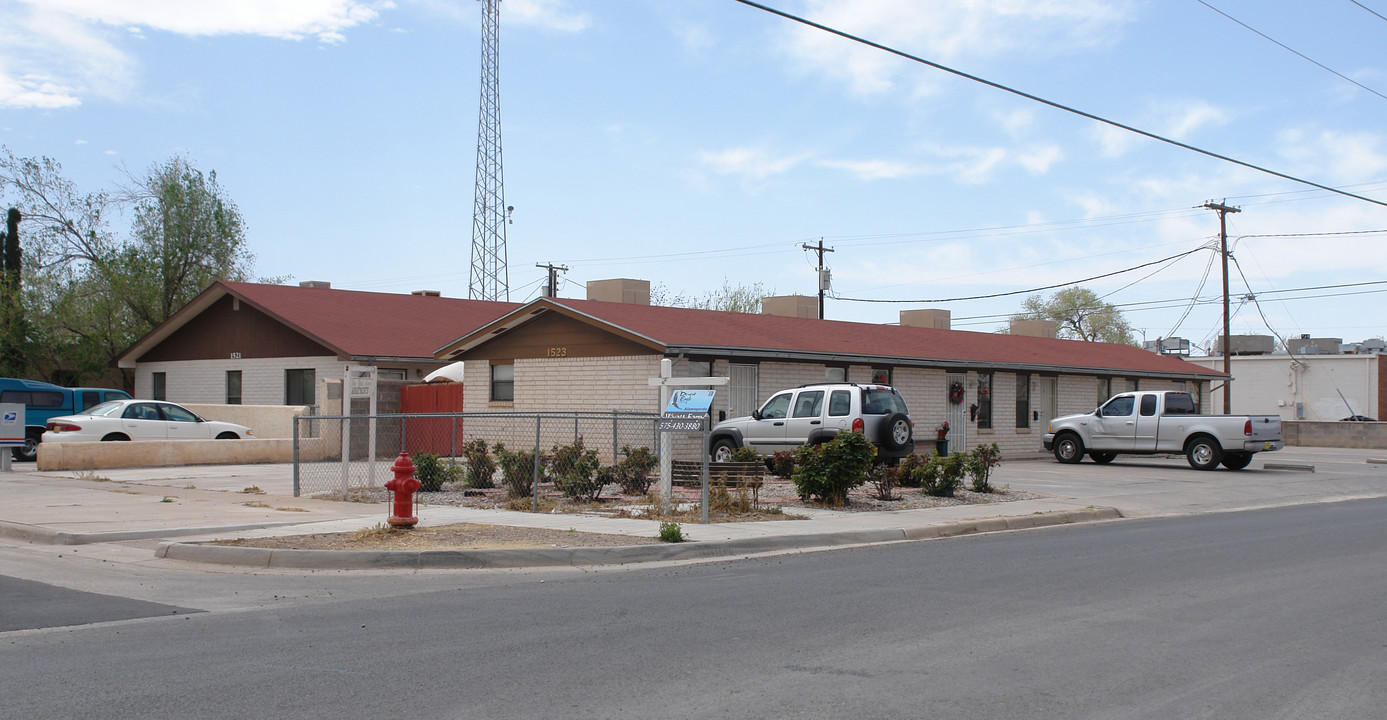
400,383,465,455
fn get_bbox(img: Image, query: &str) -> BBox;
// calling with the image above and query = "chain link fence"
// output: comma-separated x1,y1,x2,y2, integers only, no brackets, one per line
293,411,676,497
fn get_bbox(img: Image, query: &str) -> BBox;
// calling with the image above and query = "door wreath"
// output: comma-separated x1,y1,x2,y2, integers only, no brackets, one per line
948,381,965,404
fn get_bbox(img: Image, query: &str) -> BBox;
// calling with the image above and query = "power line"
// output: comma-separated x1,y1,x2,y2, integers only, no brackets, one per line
1350,0,1387,24
731,0,1387,208
833,248,1207,304
1198,0,1387,102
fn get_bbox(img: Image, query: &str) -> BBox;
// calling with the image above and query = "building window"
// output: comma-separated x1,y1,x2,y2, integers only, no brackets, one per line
226,371,242,405
285,369,315,406
1016,374,1030,429
377,368,407,381
686,360,712,379
871,368,891,385
152,372,166,401
490,362,514,402
825,366,846,382
975,372,993,429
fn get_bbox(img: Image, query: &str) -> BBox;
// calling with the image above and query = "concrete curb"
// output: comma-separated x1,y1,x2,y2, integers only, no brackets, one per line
154,507,1123,569
0,519,311,546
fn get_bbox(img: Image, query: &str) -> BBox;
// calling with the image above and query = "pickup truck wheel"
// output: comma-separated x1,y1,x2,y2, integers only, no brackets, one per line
710,438,738,463
1186,436,1223,471
1220,452,1252,470
1053,433,1085,464
1089,451,1117,464
879,412,912,451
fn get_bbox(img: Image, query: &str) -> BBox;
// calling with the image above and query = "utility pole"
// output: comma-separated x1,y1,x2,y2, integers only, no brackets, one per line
801,238,834,320
535,262,568,298
1204,200,1240,414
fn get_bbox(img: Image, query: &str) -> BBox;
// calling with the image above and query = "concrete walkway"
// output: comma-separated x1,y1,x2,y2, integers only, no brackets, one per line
2,446,1383,569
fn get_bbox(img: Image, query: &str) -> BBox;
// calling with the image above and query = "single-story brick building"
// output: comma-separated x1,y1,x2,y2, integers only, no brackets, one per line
434,280,1225,459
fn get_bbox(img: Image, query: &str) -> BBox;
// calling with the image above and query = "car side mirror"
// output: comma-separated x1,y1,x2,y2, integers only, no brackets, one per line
751,409,761,420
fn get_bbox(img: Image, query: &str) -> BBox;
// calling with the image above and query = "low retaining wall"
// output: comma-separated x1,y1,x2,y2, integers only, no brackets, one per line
1283,421,1387,449
37,438,293,471
182,404,311,440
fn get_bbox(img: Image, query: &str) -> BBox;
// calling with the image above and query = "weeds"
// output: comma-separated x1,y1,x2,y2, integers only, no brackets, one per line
658,522,685,543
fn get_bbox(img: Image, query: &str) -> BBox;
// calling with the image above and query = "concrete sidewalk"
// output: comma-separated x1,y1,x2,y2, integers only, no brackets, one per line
3,446,1384,569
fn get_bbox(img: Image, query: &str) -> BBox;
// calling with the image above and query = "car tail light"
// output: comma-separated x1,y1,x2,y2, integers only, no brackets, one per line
1243,419,1252,436
852,418,864,433
47,422,81,433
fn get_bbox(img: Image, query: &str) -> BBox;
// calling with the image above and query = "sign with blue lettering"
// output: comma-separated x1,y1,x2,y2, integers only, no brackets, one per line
664,389,715,415
0,403,23,446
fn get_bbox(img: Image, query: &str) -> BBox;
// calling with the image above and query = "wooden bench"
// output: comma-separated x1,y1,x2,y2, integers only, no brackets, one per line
670,460,765,488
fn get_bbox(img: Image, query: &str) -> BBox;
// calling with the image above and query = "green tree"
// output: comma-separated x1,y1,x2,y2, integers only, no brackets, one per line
1010,287,1137,345
111,156,252,327
0,148,254,386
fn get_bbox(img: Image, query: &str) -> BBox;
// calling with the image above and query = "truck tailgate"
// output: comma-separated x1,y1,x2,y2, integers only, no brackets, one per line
1246,415,1281,442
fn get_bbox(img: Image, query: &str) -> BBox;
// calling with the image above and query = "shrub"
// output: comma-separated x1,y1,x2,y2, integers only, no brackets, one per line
549,438,603,501
791,431,876,505
493,443,540,499
412,452,461,492
966,443,1002,493
918,453,966,497
658,522,685,543
895,453,925,488
613,445,658,496
867,463,900,500
770,451,795,479
461,439,496,489
729,445,761,463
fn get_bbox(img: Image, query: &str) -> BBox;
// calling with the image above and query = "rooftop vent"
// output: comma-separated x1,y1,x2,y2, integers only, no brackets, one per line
299,280,331,289
899,309,951,330
1215,334,1275,356
411,290,442,297
760,295,818,319
586,278,650,305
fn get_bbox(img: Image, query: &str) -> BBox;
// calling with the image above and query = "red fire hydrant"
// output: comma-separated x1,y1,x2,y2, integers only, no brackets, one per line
384,452,421,528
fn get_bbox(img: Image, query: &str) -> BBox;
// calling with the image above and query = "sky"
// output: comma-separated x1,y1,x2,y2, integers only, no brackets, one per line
2,0,1385,355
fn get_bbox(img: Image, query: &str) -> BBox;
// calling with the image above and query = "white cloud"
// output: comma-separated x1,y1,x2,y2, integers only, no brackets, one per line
1161,100,1228,140
19,0,389,42
1276,128,1387,184
776,0,1137,97
700,146,808,181
504,0,589,32
816,158,924,180
1017,144,1063,174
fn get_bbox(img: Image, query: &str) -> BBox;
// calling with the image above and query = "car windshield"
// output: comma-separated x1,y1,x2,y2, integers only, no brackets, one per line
862,388,908,415
85,401,124,416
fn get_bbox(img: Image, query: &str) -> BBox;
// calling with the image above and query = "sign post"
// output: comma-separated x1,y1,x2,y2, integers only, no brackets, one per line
342,365,378,491
0,403,22,472
648,359,728,499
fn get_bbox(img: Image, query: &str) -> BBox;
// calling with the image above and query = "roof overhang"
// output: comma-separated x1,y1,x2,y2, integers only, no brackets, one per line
665,345,1229,382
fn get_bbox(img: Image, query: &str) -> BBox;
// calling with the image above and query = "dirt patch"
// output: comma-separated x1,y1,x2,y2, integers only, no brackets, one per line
213,522,665,551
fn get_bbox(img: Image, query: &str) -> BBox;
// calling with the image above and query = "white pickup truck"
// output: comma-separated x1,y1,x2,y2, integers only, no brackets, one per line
1043,390,1283,471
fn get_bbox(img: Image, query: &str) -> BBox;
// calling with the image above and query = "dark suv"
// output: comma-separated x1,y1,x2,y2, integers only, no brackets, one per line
709,383,914,462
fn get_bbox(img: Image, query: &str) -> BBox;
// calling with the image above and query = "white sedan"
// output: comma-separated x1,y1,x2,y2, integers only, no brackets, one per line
42,399,254,443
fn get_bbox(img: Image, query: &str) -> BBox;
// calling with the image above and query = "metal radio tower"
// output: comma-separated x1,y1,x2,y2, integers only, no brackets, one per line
469,0,509,301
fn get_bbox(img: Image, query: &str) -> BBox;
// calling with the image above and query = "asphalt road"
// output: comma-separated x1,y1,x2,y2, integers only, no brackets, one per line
3,497,1386,719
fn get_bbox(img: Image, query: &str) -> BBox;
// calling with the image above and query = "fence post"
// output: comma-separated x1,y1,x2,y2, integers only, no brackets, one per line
532,415,542,513
292,414,301,497
611,410,618,465
452,412,459,458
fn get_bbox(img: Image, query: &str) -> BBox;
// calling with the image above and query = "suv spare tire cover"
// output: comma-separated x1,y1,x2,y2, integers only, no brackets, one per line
880,412,912,450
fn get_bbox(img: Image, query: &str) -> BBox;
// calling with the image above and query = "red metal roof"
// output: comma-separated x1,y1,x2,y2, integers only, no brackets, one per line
545,297,1222,378
220,282,519,359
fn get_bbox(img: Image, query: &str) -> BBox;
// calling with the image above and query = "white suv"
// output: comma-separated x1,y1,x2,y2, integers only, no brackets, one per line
709,383,915,462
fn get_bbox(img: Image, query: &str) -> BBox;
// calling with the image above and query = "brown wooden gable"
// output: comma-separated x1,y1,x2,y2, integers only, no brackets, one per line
140,294,337,362
455,309,659,361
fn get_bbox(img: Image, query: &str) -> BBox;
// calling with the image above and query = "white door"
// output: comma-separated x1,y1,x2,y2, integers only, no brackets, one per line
728,364,758,419
1036,377,1059,429
946,372,968,452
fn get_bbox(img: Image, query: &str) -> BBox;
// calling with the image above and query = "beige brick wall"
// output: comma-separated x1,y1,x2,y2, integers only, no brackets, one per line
137,356,342,409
